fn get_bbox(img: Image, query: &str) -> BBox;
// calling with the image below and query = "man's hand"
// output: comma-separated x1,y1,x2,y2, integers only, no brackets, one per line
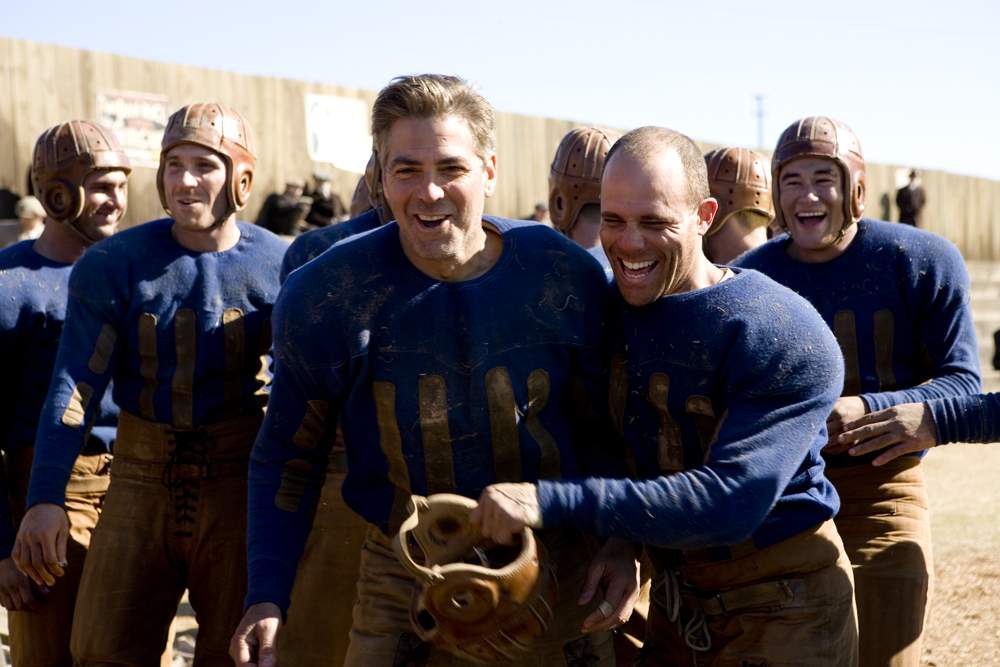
578,538,641,633
230,602,282,667
835,402,938,466
11,504,68,587
823,396,867,453
470,483,542,545
0,557,39,611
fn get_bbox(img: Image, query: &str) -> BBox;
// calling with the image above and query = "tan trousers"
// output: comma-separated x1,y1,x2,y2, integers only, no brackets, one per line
344,526,615,666
827,457,932,667
640,521,859,667
70,411,259,667
6,449,110,667
276,464,368,666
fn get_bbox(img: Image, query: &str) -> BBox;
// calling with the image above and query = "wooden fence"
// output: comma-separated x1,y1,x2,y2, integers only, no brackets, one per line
2,37,998,258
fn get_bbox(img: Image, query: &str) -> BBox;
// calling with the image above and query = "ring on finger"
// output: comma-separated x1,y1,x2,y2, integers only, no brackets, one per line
598,600,614,618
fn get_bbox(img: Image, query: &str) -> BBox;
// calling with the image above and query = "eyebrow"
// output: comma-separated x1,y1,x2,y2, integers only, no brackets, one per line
388,155,470,168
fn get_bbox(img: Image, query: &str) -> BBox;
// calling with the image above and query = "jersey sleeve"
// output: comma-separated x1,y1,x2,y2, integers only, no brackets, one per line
538,304,844,549
861,240,981,411
926,393,1000,444
27,257,123,508
245,274,348,614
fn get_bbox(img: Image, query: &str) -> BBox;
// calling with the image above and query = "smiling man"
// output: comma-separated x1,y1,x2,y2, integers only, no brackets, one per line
13,103,286,666
0,121,127,667
734,116,979,666
475,126,858,666
231,74,625,667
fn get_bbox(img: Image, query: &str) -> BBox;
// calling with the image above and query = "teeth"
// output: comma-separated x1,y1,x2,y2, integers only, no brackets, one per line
623,259,655,270
416,214,446,222
797,212,825,218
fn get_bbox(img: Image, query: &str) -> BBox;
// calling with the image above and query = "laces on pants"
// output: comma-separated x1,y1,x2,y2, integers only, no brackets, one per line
661,569,711,653
162,430,213,538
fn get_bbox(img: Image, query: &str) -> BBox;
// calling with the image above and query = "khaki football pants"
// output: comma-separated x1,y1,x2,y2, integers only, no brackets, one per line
639,520,859,666
70,411,259,667
7,449,110,667
827,457,932,667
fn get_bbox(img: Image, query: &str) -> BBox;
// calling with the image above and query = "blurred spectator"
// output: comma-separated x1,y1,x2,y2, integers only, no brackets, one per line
1,195,45,248
0,187,20,219
305,173,347,227
896,169,926,227
526,202,551,227
256,179,311,236
15,196,45,241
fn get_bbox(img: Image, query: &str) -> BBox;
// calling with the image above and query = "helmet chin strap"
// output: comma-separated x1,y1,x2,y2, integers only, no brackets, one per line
65,217,102,247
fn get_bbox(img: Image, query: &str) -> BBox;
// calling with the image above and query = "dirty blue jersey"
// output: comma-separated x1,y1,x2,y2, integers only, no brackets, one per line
0,240,117,555
247,217,615,612
735,219,980,465
279,208,382,282
28,219,286,508
539,269,843,558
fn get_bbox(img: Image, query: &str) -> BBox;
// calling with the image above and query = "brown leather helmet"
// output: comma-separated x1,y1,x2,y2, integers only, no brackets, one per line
32,121,131,235
394,494,556,664
772,116,865,231
549,127,620,233
157,103,256,221
350,151,387,220
704,147,774,236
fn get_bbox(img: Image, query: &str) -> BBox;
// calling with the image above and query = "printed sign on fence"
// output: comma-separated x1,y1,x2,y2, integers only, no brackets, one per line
96,91,169,168
304,93,371,173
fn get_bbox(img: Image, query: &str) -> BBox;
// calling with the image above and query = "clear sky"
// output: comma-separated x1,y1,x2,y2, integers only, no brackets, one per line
4,0,998,180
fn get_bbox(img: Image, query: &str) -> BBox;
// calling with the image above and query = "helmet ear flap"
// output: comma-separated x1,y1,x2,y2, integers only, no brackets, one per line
233,165,254,210
852,172,866,220
39,178,81,223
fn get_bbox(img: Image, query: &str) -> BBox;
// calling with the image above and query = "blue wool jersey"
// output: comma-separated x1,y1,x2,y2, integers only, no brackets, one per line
735,219,980,464
927,393,1000,445
247,217,614,611
28,219,287,508
539,269,843,556
0,241,117,555
279,209,382,281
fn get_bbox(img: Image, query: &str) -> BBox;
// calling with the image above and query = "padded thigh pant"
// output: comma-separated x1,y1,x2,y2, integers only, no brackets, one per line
827,457,932,667
7,450,110,667
640,521,858,667
70,411,258,667
344,526,616,667
276,463,368,667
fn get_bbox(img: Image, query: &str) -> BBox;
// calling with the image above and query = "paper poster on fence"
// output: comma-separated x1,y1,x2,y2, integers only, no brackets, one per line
96,91,169,168
304,94,371,173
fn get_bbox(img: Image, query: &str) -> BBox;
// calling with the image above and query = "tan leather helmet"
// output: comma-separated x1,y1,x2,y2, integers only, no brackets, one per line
548,127,620,233
350,151,387,220
32,121,131,238
157,103,256,221
394,494,556,664
771,116,865,231
704,147,774,236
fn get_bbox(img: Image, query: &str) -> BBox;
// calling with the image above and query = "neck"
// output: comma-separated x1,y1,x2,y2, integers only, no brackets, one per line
32,219,89,263
787,222,859,263
684,255,726,291
172,215,241,252
405,222,503,282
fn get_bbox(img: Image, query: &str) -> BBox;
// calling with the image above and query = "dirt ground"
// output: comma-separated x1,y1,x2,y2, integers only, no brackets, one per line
921,443,1000,666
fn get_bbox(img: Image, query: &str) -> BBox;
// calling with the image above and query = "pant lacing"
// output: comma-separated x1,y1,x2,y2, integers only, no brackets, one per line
161,430,214,538
661,569,712,653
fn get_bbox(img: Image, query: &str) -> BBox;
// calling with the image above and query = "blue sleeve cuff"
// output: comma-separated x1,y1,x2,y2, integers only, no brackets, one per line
25,464,71,508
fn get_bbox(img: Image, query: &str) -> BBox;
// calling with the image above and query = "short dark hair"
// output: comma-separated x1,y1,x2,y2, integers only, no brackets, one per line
606,126,710,208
